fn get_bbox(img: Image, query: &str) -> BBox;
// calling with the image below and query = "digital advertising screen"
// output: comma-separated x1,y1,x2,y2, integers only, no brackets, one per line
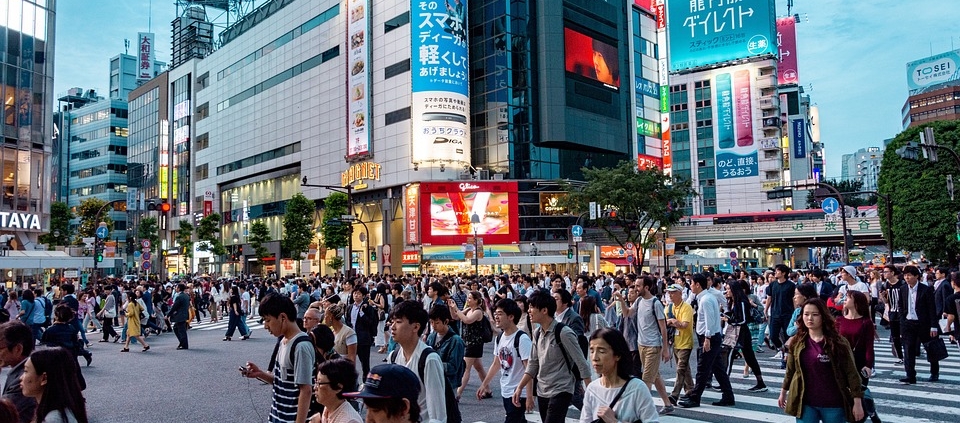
564,27,620,89
418,182,519,245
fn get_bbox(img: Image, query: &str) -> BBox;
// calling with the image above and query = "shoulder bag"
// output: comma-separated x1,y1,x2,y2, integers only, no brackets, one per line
589,377,639,423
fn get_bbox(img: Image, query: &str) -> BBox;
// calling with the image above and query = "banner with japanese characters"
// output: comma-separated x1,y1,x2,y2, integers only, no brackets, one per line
411,0,471,166
776,17,799,85
714,66,758,180
666,0,776,72
346,0,371,159
137,32,155,81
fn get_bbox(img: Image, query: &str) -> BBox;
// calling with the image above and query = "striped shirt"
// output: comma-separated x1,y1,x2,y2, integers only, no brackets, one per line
269,333,315,423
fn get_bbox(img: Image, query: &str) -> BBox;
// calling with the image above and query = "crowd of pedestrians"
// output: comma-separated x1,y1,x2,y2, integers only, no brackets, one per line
1,261,959,423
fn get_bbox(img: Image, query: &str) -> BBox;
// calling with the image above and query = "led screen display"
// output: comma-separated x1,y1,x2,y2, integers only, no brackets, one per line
564,27,620,89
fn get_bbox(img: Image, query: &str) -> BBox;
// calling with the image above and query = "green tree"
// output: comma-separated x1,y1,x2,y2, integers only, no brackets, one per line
176,219,194,274
878,120,960,263
561,160,696,271
805,178,877,209
282,193,317,274
196,213,227,256
75,198,114,243
138,217,160,271
248,220,272,276
320,192,351,273
39,202,73,248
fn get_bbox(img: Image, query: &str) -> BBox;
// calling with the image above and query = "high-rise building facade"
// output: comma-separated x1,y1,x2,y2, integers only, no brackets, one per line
0,0,56,250
903,50,960,129
841,147,882,193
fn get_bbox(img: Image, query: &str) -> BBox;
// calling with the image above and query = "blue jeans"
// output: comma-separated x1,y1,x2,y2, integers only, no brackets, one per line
797,404,845,423
72,319,88,345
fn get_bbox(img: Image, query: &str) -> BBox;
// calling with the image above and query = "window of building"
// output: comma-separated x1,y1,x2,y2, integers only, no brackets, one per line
384,12,410,33
385,59,411,79
196,102,209,121
196,163,208,180
384,107,411,125
195,132,209,151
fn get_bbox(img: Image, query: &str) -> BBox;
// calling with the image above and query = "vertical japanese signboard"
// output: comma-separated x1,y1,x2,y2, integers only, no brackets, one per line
776,17,799,85
656,0,671,177
405,184,420,245
792,119,806,159
715,66,758,180
666,0,776,72
716,73,734,148
137,32,154,81
346,0,371,159
411,0,471,166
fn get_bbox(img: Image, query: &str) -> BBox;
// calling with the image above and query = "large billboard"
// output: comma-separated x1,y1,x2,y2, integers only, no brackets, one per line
714,67,759,180
346,0,371,159
666,0,776,72
776,17,799,85
137,33,155,81
418,181,519,246
411,0,471,166
907,50,960,95
564,27,620,89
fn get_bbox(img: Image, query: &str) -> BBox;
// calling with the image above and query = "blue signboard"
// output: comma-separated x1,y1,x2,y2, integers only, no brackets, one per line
716,73,734,148
716,151,758,180
667,0,777,72
96,226,109,239
635,77,659,98
792,119,806,159
821,197,839,215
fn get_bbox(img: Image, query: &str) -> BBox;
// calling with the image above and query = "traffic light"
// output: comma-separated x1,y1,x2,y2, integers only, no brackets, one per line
844,229,854,251
955,212,960,241
147,199,171,213
159,200,171,213
567,247,574,259
370,249,377,262
895,142,921,161
95,253,103,262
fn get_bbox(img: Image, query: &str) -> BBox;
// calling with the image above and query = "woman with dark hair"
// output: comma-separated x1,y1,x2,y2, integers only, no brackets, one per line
224,285,251,341
578,296,606,339
786,283,820,338
20,347,88,423
373,283,391,354
449,290,488,399
121,292,150,353
41,305,92,367
311,358,361,423
579,328,658,423
837,290,881,423
0,398,19,423
722,280,766,392
778,299,863,423
309,324,342,363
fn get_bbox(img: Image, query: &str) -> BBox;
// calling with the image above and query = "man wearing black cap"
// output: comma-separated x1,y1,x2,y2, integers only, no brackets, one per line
344,363,422,423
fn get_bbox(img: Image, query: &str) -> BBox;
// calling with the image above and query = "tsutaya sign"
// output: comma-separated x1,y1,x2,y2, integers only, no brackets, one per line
0,212,42,230
341,162,382,187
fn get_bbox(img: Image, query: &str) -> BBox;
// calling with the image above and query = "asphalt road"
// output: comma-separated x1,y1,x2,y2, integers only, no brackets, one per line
70,317,958,423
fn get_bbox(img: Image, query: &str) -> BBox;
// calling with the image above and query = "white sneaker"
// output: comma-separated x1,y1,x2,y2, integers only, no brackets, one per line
772,351,783,360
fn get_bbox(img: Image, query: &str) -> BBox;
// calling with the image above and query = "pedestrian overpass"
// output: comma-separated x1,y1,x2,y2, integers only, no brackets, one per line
670,215,884,249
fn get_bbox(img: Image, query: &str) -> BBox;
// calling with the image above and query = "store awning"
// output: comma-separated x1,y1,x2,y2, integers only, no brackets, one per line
0,250,94,269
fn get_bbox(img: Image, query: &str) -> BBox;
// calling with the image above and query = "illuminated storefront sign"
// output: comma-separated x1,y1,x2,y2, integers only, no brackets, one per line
0,212,42,230
539,193,569,216
418,181,519,246
341,162,382,187
405,184,420,245
402,251,421,264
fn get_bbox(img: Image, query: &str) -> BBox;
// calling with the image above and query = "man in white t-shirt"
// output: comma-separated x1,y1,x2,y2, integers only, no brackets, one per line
478,298,534,423
836,265,869,308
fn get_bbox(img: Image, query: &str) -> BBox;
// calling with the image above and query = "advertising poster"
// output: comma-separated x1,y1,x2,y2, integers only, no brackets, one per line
346,0,371,159
776,17,799,85
411,0,471,166
137,33,155,81
637,154,663,170
656,0,671,176
634,0,655,13
405,184,420,245
418,181,519,245
715,67,758,180
716,73,734,149
792,119,806,159
666,0,776,72
564,27,620,89
906,49,960,95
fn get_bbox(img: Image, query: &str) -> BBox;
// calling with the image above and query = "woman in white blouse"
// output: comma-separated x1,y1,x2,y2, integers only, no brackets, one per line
580,328,659,423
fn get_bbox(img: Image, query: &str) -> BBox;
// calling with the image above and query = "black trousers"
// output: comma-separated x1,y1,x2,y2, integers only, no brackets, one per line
901,320,938,381
767,315,789,350
724,326,764,385
357,343,372,377
173,321,189,349
686,333,734,402
100,317,118,341
536,391,572,423
889,314,903,359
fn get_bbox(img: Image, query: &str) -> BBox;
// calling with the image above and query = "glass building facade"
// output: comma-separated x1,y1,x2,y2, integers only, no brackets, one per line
0,0,55,247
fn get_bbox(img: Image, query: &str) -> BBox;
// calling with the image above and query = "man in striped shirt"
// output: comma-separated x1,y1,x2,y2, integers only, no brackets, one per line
880,265,905,365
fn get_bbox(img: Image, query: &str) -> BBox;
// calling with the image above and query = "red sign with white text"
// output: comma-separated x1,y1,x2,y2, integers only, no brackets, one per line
776,17,799,85
405,184,420,245
655,1,666,30
418,181,519,246
634,0,655,13
637,154,663,170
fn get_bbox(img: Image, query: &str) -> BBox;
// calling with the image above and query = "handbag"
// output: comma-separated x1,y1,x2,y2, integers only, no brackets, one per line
722,324,741,348
923,337,949,363
590,377,637,423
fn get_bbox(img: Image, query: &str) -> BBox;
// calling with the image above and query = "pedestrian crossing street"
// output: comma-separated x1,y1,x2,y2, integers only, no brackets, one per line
186,315,265,332
488,338,959,423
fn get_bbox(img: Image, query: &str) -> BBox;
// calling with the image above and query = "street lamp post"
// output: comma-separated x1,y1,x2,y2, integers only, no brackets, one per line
471,212,481,276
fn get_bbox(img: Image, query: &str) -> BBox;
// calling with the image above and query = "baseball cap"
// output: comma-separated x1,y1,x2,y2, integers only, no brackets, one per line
343,364,421,403
841,265,858,277
665,283,684,292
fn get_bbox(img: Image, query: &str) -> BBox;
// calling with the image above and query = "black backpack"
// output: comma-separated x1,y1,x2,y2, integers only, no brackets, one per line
479,314,494,343
40,297,53,327
391,347,462,423
536,322,585,409
495,330,527,355
268,335,323,417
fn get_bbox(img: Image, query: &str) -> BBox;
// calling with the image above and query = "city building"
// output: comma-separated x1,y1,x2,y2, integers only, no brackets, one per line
841,147,882,193
0,1,56,248
902,49,960,129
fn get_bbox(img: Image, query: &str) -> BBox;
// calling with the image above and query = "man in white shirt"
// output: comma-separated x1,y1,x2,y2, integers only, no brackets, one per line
478,298,534,423
388,300,448,423
678,273,735,408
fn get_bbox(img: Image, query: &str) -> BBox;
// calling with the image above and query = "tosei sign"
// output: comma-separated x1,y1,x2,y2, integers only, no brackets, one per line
907,50,960,95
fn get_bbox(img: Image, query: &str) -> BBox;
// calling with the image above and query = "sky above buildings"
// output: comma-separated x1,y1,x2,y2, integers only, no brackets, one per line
52,0,959,179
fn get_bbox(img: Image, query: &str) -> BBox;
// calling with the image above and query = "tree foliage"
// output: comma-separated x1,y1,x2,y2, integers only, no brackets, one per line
176,219,194,273
321,192,351,250
561,160,696,270
878,120,960,263
282,193,316,261
805,178,877,209
40,202,73,248
196,213,227,256
248,221,272,276
75,198,114,242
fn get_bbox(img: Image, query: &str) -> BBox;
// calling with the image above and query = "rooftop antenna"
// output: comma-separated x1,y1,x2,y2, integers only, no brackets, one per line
148,0,152,32
787,0,793,16
124,39,130,55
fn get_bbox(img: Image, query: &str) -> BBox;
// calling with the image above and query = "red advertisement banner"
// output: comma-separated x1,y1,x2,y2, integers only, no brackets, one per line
777,17,799,85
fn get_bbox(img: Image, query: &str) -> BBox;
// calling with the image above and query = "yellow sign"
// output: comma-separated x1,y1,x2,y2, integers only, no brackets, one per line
341,162,382,187
762,181,781,191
